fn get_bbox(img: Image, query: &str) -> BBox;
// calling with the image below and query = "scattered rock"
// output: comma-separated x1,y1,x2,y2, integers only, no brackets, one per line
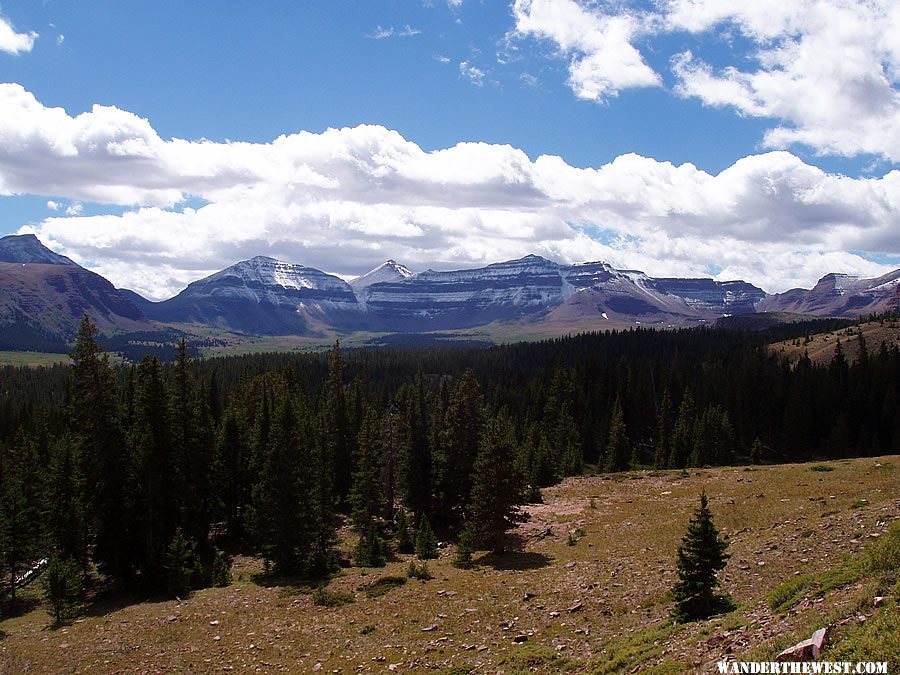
567,601,583,613
513,634,529,643
776,627,827,662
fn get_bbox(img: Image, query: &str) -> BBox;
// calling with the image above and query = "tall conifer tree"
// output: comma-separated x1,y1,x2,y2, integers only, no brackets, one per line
459,413,524,555
69,316,131,585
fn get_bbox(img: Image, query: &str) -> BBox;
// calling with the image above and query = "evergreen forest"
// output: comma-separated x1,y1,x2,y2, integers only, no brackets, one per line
1,314,898,607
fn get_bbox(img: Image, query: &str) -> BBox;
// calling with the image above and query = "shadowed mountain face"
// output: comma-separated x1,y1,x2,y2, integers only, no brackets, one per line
138,256,362,335
0,234,152,350
758,270,900,317
0,261,150,350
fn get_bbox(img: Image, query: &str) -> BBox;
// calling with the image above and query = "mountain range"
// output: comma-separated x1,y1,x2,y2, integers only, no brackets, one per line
1,233,898,350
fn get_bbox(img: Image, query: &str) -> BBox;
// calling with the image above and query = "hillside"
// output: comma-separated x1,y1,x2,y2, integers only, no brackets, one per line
770,316,900,366
3,457,896,673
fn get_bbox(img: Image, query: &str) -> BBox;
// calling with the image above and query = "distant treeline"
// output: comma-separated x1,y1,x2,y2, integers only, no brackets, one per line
0,313,898,601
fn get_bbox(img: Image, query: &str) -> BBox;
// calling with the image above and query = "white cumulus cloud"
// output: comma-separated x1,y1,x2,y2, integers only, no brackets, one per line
0,84,896,300
510,0,900,161
0,16,37,54
668,0,900,160
511,0,660,101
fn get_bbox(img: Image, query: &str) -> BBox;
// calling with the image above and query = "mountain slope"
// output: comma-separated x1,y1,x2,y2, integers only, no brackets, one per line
0,261,150,350
758,269,900,316
0,233,75,265
143,256,361,334
4,234,897,341
4,457,896,672
362,255,570,330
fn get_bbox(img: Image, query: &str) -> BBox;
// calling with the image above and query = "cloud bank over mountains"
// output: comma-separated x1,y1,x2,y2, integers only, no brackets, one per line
1,83,897,300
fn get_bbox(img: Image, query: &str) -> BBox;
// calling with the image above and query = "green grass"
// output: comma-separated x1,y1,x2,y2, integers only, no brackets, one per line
766,574,816,612
766,556,870,613
767,521,899,613
0,351,70,367
642,659,692,674
498,644,577,673
590,622,678,674
360,575,406,598
828,601,899,672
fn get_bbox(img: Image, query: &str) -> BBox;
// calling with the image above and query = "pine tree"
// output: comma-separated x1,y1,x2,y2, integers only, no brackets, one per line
216,408,246,538
250,394,312,575
322,341,352,507
381,402,399,522
165,528,195,598
395,509,414,554
415,515,438,560
452,535,474,569
669,389,696,469
68,316,131,585
172,340,213,551
555,403,583,477
210,549,231,587
42,554,83,624
604,398,631,472
672,493,734,622
46,434,87,573
654,389,674,469
349,408,383,532
353,520,385,568
749,437,764,465
459,413,524,554
434,370,483,529
130,355,178,592
691,406,733,467
0,433,44,603
398,373,431,523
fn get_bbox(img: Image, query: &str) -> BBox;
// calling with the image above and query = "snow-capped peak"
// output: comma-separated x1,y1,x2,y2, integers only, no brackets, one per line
350,259,417,291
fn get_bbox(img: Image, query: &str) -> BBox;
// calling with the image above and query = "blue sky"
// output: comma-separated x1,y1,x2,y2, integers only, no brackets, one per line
0,0,897,297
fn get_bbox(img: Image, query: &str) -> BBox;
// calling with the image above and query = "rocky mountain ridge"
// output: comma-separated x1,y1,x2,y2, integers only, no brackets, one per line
1,234,898,343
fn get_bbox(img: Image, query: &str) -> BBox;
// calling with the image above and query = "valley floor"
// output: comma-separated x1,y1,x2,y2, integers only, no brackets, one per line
2,456,897,673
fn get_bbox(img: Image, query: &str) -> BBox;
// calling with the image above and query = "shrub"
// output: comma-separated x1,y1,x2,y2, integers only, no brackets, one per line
406,560,432,580
312,586,354,607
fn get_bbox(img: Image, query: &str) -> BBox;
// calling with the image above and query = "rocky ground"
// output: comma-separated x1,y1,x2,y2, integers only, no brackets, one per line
1,456,897,673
